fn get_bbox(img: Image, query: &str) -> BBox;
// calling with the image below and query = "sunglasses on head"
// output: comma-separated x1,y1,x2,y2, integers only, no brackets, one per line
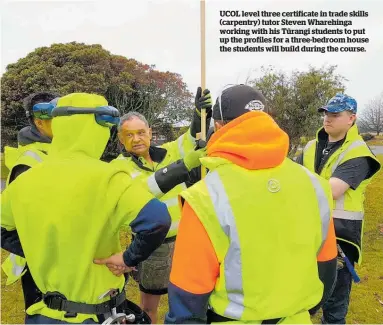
52,106,120,128
32,102,56,120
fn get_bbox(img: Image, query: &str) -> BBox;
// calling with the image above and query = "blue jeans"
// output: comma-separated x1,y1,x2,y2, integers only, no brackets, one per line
321,264,353,324
25,314,98,324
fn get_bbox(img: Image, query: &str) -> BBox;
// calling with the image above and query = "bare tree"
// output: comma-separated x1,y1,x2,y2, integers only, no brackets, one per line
358,92,383,135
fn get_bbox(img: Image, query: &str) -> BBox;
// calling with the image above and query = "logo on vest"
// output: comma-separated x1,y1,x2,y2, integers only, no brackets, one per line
244,100,265,111
267,179,281,193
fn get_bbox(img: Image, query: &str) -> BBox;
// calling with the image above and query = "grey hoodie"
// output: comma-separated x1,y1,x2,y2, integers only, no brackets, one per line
17,125,51,146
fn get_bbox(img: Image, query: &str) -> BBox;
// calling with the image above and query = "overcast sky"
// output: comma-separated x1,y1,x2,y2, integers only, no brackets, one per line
2,0,383,112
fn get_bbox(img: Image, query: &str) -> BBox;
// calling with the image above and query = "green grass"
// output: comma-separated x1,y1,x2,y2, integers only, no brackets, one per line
1,157,382,324
367,135,383,146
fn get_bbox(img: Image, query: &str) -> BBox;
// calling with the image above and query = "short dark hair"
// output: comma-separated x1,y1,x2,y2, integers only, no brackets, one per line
24,91,60,122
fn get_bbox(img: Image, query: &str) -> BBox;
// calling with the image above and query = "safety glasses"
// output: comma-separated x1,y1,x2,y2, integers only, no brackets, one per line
52,106,120,128
32,102,56,120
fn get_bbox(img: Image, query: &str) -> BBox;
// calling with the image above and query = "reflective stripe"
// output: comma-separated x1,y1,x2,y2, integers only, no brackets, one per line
178,134,185,158
147,174,163,196
10,254,25,277
334,193,364,220
163,197,178,208
165,197,180,232
301,167,331,249
170,220,179,231
335,194,345,210
303,140,316,154
188,132,196,145
163,184,187,232
179,182,187,190
205,171,244,319
23,150,42,162
333,210,364,221
331,140,365,173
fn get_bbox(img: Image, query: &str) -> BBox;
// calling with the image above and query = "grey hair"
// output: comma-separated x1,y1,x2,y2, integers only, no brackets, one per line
118,111,149,130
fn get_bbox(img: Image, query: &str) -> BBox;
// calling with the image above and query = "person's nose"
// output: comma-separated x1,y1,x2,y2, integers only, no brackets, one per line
132,133,141,142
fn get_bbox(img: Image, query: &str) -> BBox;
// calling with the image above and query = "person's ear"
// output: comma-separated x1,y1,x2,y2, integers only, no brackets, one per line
34,118,43,129
214,120,224,131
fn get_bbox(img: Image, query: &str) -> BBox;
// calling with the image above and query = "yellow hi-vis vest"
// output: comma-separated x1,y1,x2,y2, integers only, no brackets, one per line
111,129,195,238
2,143,50,285
180,156,333,324
302,124,381,264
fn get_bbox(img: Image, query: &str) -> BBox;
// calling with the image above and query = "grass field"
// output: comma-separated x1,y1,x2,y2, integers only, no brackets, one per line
367,135,383,146
1,156,382,324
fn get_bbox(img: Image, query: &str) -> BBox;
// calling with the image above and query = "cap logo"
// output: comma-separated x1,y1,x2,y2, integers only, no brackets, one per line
245,100,264,111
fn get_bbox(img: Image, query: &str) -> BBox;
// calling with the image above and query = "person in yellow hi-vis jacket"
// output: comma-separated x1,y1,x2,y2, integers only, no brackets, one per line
1,93,171,324
1,91,60,312
296,93,381,324
110,87,212,324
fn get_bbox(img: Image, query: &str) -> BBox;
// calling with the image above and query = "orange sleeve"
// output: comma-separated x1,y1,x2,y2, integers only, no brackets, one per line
317,217,337,262
170,201,219,294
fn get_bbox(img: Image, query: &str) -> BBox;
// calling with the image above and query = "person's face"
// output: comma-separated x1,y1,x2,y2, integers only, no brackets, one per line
34,118,53,139
118,117,152,156
323,111,356,137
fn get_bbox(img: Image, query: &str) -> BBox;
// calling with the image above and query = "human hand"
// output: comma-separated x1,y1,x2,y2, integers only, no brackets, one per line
94,252,136,276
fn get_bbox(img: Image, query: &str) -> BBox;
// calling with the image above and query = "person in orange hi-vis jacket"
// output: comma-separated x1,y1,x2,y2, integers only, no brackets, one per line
165,84,338,324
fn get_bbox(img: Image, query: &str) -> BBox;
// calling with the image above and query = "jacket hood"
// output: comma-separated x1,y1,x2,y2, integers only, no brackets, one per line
207,111,289,170
49,93,110,159
18,125,51,146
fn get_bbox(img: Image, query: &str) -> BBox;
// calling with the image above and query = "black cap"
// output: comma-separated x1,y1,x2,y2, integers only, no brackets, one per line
212,84,268,121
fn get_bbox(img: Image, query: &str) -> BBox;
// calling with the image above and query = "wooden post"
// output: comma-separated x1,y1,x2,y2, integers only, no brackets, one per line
200,0,207,178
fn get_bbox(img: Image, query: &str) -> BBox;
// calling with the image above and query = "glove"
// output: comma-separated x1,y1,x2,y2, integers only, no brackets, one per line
195,87,212,118
183,148,207,171
191,87,213,138
195,126,215,149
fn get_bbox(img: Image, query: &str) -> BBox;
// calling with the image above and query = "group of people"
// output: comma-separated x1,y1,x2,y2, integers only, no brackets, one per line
1,85,380,325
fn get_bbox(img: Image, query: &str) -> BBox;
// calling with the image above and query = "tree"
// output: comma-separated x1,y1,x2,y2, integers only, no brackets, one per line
251,65,346,157
358,92,383,135
155,123,176,143
108,71,193,128
1,42,193,154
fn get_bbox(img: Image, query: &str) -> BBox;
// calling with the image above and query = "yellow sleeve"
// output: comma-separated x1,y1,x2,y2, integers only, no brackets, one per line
161,128,196,159
1,188,16,231
108,172,157,228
